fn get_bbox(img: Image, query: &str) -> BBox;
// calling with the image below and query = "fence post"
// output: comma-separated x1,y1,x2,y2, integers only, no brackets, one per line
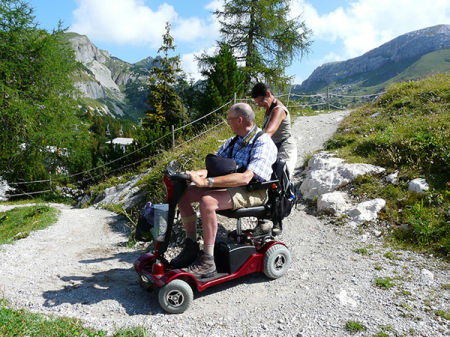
49,172,52,191
327,87,330,111
286,85,292,107
171,125,175,148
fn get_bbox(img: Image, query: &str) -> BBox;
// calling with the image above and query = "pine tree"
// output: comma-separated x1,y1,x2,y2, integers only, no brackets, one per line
0,0,92,186
143,22,186,130
197,42,245,116
213,0,312,88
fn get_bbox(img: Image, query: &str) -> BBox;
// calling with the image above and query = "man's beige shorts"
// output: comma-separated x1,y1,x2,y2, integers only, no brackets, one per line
227,186,268,210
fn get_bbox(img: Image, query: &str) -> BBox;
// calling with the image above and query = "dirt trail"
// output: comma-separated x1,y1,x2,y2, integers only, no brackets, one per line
1,111,449,337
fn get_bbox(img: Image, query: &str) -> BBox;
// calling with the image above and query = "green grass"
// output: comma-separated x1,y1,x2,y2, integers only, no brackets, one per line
374,277,395,290
0,205,60,245
345,320,367,333
436,309,450,320
354,247,369,255
324,73,450,257
0,299,148,337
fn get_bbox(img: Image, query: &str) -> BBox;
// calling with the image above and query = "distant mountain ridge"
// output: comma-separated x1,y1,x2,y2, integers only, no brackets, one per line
297,24,450,93
66,32,157,123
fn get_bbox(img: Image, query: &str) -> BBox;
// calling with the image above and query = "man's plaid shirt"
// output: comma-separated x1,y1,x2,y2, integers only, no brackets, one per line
216,125,277,182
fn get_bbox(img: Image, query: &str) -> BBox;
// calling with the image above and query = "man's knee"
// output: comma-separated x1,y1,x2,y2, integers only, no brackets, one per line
199,194,218,211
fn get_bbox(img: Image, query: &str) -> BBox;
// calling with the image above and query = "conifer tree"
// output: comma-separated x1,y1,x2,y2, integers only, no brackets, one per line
143,22,186,130
0,0,92,186
197,42,245,116
213,0,312,88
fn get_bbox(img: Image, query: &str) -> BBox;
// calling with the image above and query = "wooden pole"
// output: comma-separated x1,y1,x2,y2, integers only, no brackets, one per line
286,85,292,107
171,125,175,148
327,87,330,111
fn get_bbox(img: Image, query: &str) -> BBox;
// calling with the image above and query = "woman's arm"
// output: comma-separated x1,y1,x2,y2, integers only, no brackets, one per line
264,107,286,137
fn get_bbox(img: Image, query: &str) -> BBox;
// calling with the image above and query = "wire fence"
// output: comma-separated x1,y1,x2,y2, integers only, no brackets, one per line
3,90,384,198
4,99,234,198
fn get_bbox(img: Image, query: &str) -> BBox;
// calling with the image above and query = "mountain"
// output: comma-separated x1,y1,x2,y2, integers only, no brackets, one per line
65,32,158,123
296,25,450,94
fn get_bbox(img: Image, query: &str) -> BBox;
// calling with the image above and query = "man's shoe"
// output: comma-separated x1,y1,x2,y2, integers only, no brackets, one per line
252,219,271,237
182,251,216,279
170,238,200,269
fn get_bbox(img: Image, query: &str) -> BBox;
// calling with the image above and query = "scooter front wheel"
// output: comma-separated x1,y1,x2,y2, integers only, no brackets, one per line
158,279,193,314
263,244,291,279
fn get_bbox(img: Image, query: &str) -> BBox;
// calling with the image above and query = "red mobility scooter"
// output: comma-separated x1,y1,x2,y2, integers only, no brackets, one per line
134,160,293,313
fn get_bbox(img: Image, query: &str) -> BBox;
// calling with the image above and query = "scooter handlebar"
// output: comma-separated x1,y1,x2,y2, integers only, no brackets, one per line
169,172,191,182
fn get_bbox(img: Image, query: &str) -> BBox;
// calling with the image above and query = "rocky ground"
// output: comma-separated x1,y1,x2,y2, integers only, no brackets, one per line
1,110,449,337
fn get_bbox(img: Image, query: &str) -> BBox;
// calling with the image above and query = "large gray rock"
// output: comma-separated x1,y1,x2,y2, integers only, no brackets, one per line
93,176,141,208
0,177,14,201
300,152,385,200
317,191,350,216
408,178,429,193
347,199,386,223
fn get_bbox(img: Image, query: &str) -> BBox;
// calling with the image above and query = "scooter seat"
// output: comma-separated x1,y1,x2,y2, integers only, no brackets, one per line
217,204,272,218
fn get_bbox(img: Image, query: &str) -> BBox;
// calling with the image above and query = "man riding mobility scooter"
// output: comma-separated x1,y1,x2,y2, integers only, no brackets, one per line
134,158,295,314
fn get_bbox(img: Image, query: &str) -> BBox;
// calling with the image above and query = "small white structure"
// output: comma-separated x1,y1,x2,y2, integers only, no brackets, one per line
106,138,134,152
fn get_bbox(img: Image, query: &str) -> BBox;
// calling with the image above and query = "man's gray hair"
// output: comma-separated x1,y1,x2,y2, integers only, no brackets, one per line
230,103,255,123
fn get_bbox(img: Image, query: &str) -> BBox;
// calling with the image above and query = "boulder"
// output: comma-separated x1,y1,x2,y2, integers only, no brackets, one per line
386,171,399,184
300,152,385,200
347,199,386,223
408,178,429,193
419,268,434,285
93,175,146,211
317,192,350,216
300,169,350,200
0,177,14,201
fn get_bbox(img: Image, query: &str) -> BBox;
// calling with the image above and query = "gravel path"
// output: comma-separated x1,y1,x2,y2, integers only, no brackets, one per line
1,111,449,337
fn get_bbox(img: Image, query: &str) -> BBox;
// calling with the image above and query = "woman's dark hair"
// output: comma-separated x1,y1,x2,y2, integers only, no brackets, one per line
251,82,271,98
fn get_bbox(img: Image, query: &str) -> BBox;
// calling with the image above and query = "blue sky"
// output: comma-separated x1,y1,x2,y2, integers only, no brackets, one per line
30,0,450,85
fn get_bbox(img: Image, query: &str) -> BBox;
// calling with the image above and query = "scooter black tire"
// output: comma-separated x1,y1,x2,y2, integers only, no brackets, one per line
158,279,194,314
263,244,291,279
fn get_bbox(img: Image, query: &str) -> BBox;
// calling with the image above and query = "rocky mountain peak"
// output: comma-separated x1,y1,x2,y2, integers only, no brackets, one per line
299,24,450,93
66,33,150,122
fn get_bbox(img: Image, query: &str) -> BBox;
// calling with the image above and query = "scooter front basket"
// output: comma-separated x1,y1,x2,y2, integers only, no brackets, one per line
151,203,169,242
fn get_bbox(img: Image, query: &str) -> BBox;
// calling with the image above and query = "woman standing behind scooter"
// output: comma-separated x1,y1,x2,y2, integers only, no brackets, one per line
251,82,297,178
251,83,297,236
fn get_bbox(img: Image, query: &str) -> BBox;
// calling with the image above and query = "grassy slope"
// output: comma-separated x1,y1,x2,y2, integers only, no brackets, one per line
324,73,450,255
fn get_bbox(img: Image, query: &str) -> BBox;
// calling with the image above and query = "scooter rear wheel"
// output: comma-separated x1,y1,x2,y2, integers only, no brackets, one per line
158,279,193,314
263,244,291,279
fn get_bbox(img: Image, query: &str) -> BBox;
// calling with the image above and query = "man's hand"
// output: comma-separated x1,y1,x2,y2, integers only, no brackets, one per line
186,170,209,188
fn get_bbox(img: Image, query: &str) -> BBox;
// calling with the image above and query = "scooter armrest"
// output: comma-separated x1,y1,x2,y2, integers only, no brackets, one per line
169,173,191,182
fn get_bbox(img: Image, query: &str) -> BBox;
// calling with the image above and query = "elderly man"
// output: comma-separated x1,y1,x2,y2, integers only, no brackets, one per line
170,103,278,278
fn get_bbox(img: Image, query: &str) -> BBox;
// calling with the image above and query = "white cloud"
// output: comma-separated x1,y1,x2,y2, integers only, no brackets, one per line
205,0,223,12
181,52,201,80
70,0,176,47
70,0,220,48
181,46,218,81
292,0,450,59
171,16,219,44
